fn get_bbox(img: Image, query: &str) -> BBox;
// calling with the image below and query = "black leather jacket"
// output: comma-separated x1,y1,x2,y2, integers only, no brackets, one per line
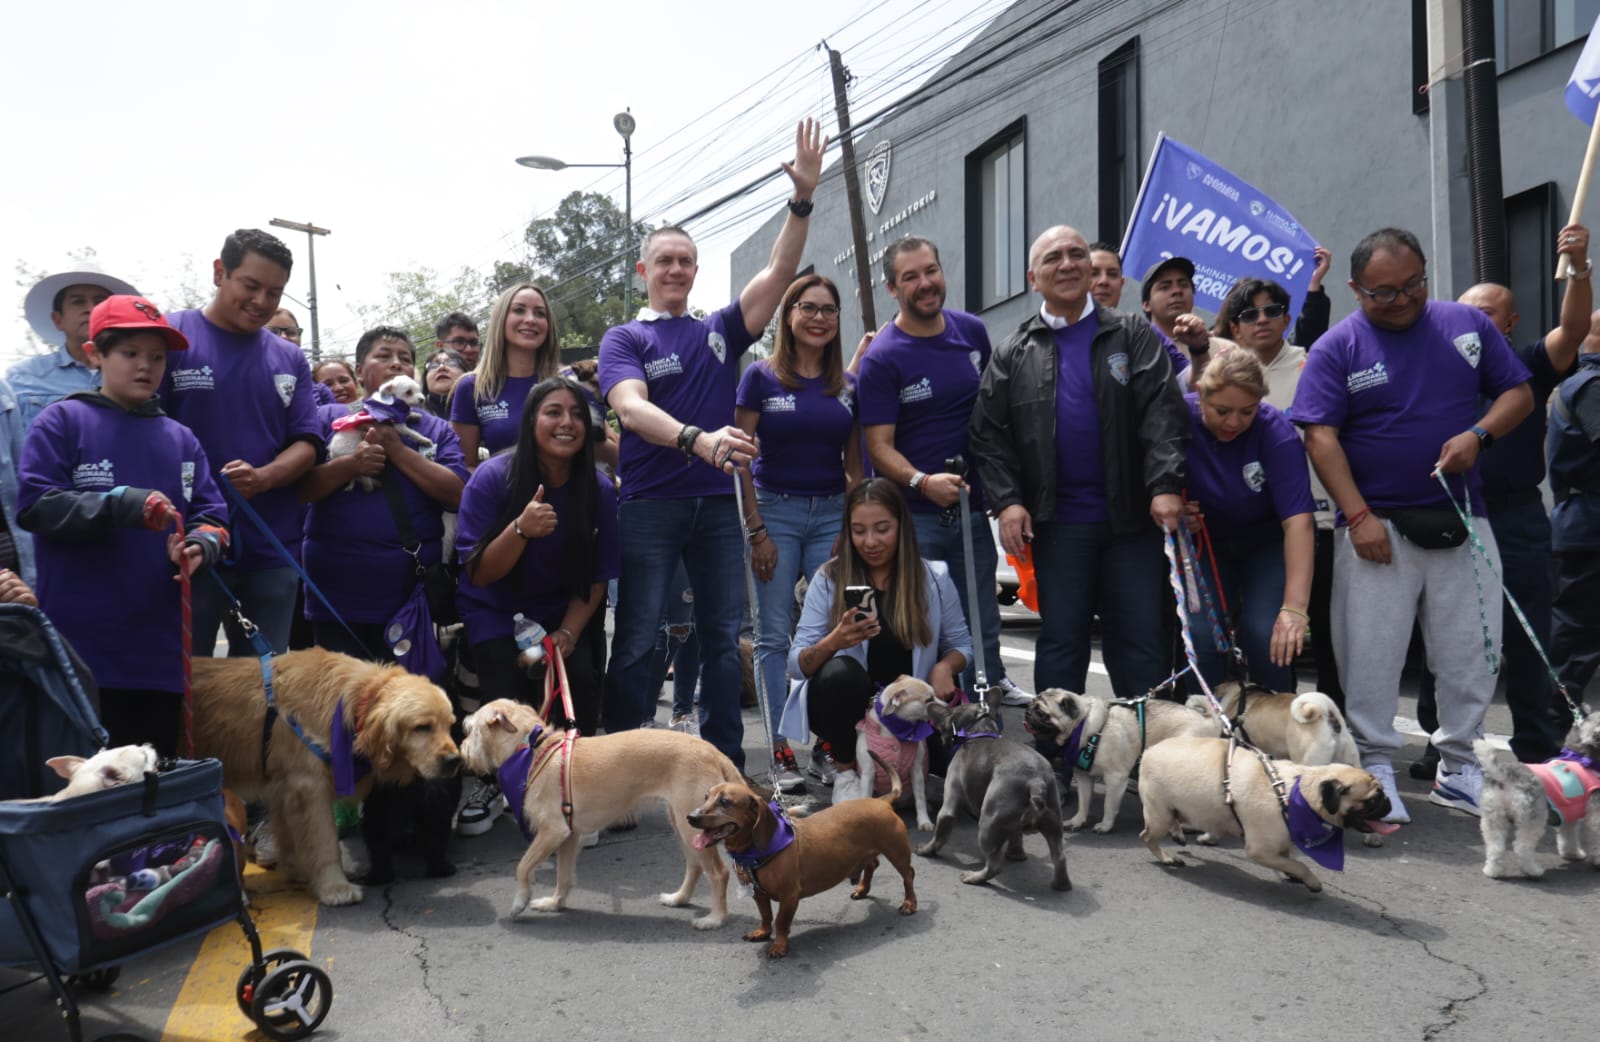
970,304,1189,535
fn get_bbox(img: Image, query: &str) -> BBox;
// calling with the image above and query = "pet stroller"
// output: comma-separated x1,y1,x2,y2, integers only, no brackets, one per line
0,603,332,1041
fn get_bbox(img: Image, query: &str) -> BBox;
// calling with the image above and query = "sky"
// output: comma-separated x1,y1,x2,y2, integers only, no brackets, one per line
1,0,1010,366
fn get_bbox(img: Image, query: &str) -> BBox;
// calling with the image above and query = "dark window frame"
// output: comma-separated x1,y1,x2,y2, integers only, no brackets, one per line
1098,38,1142,245
1505,182,1559,340
963,117,1030,312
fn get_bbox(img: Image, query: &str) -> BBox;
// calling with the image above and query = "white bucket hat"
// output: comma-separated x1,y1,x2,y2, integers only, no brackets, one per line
24,262,140,343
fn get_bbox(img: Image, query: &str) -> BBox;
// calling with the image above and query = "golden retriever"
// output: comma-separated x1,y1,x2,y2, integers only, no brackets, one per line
191,648,460,905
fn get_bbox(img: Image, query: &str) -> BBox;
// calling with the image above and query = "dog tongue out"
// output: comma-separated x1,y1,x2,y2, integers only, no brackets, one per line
1365,819,1401,835
692,830,719,850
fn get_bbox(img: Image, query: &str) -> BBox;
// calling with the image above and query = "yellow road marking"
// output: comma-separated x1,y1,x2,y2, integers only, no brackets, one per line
159,864,320,1042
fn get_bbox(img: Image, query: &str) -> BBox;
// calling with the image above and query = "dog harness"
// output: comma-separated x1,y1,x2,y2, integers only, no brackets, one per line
1222,738,1346,872
1057,699,1148,773
1225,682,1278,748
1528,752,1600,825
951,711,1002,752
499,725,579,841
728,801,797,897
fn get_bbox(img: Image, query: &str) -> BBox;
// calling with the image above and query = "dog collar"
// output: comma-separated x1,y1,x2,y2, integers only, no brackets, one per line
952,723,1002,751
874,692,935,743
498,726,547,841
329,696,373,799
1285,779,1344,872
728,801,796,870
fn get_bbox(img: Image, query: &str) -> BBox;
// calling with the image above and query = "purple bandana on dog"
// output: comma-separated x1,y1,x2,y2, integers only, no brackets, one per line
1286,779,1344,872
330,696,372,799
728,801,796,868
497,726,545,841
1059,719,1087,770
874,692,935,743
1558,748,1598,770
329,393,411,432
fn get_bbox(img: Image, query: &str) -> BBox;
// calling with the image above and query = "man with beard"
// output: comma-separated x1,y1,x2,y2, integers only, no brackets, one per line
856,235,1029,705
972,226,1187,700
1292,227,1533,823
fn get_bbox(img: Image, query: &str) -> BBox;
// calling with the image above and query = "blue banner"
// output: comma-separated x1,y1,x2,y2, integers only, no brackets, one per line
1566,14,1600,124
1120,134,1322,323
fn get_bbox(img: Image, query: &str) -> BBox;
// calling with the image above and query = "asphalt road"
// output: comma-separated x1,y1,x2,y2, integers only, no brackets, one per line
7,608,1594,1042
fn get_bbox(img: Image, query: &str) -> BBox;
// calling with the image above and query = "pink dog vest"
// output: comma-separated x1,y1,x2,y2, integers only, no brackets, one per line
856,713,924,796
1528,760,1600,825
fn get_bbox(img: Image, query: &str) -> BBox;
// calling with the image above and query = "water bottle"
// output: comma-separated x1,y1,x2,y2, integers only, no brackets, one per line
513,613,546,671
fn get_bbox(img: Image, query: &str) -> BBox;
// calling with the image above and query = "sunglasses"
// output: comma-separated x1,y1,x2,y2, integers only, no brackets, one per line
1235,303,1289,323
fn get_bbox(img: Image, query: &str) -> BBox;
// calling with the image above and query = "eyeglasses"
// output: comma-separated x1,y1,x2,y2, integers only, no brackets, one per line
268,326,302,338
425,357,464,373
791,302,841,319
440,337,480,349
1235,303,1289,323
1353,274,1427,305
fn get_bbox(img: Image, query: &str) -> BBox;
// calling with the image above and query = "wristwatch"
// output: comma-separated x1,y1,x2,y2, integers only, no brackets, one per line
788,197,814,218
1470,425,1494,449
909,471,928,495
676,424,703,457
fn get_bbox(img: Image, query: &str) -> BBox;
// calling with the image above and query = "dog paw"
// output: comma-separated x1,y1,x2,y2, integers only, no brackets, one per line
529,896,562,913
917,818,934,833
316,881,364,906
510,895,530,917
1063,819,1087,833
1523,863,1546,879
1194,832,1217,846
898,899,917,915
691,913,727,930
658,890,691,908
1051,872,1073,892
744,927,772,943
1091,822,1114,835
1362,833,1385,848
958,870,993,886
765,940,790,959
914,842,938,858
1005,846,1028,862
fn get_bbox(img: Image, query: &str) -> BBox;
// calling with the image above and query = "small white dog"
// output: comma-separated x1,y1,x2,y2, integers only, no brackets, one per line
31,744,160,802
1475,711,1600,879
327,375,436,491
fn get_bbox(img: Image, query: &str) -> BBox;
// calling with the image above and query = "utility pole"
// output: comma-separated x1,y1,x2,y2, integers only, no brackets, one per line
268,218,332,363
824,42,877,332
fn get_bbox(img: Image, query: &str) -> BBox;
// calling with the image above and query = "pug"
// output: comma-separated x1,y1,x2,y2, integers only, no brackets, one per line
1137,736,1397,892
1213,681,1360,766
1025,688,1219,833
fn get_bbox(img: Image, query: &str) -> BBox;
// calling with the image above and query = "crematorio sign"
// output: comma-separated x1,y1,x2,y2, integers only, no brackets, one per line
866,140,891,215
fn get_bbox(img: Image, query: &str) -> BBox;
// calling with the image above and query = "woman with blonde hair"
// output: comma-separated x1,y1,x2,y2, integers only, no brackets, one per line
450,283,560,466
1181,343,1314,689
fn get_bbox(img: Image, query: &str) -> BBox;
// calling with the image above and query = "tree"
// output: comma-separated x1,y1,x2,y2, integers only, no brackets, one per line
353,265,493,353
506,191,652,348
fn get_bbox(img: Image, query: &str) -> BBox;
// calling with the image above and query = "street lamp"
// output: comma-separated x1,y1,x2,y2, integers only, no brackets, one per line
516,109,637,321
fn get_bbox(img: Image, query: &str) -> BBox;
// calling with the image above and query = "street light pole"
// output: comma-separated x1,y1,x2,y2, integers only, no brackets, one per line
516,108,637,327
268,218,331,363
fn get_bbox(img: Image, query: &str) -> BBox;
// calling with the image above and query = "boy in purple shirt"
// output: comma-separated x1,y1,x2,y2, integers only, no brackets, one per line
159,229,321,657
597,119,825,772
1293,227,1533,823
18,296,228,756
858,236,1026,704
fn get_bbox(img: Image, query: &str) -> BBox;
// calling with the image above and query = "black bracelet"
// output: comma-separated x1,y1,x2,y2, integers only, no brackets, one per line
676,424,702,458
788,197,814,217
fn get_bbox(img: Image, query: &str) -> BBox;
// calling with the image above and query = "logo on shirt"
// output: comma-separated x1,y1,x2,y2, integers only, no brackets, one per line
708,332,727,364
899,377,934,404
763,394,797,413
172,365,215,392
420,443,438,462
73,458,115,490
1454,332,1482,369
181,461,195,502
643,353,683,381
836,388,855,414
1242,461,1265,493
1346,361,1389,395
968,350,982,375
478,400,511,423
1107,352,1131,386
274,374,297,407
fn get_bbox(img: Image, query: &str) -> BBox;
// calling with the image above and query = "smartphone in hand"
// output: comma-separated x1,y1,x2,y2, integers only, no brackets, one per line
843,585,877,624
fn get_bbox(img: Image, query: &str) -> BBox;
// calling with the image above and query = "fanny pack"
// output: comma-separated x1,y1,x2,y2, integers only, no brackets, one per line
1379,506,1467,550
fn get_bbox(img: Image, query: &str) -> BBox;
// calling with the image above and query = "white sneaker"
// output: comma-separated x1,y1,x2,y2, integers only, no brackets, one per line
669,713,699,737
832,768,864,804
1366,762,1411,824
248,820,279,868
1429,763,1483,817
996,677,1034,706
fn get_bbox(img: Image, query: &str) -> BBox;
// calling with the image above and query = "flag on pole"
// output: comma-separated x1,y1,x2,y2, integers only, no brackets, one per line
1565,14,1600,124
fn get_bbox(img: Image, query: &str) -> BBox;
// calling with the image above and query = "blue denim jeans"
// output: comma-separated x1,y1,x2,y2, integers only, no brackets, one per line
752,490,845,741
912,507,1007,694
1189,533,1293,691
643,562,701,718
605,496,747,769
192,566,299,657
1032,522,1167,697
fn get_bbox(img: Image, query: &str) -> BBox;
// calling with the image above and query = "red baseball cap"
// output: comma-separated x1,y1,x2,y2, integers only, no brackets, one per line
88,295,189,352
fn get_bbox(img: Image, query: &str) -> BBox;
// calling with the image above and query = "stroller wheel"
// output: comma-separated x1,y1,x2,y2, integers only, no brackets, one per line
235,948,310,1017
69,966,122,991
250,960,332,1041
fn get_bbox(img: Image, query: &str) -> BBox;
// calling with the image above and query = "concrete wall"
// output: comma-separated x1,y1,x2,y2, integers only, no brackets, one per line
730,0,1581,351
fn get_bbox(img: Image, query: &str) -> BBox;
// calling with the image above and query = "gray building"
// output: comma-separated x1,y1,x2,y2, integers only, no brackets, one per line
729,0,1597,351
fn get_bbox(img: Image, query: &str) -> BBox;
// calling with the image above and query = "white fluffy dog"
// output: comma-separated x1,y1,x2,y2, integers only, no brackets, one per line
327,375,436,491
1475,711,1600,880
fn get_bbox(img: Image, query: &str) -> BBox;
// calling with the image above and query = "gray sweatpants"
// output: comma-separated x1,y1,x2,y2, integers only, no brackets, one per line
1331,519,1502,773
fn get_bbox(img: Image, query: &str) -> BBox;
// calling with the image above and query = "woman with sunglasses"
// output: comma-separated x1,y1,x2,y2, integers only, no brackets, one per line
735,274,864,792
1218,276,1342,701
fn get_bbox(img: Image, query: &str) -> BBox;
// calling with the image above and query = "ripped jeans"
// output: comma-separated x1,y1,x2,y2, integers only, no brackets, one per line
645,562,701,718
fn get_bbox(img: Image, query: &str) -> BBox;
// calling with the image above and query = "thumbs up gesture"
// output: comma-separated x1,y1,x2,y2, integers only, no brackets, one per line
514,484,558,540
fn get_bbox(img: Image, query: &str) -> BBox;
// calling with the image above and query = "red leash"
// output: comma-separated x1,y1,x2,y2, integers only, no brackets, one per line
144,494,194,758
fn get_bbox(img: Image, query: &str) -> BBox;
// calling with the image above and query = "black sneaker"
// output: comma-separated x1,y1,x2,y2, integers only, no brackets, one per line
808,742,838,784
1407,744,1441,781
456,778,505,836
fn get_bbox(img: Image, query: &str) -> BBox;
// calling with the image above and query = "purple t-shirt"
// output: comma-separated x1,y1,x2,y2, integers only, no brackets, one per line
735,362,856,497
302,405,467,624
1051,314,1108,522
598,301,755,501
454,454,620,643
1154,323,1191,378
160,310,322,570
856,309,991,513
1291,301,1531,515
449,372,540,456
18,397,226,692
1184,395,1314,540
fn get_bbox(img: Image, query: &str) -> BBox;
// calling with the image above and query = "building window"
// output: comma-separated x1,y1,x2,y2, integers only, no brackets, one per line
1098,39,1141,245
1494,0,1600,70
1505,183,1557,340
1412,0,1431,114
965,122,1027,310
